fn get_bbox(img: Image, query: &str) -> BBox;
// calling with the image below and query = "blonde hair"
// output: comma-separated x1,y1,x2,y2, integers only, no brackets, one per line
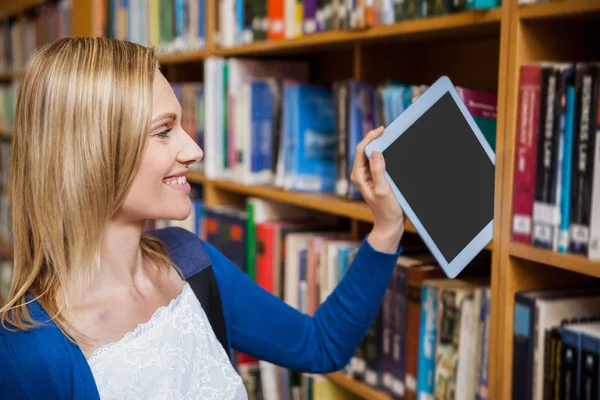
0,37,173,341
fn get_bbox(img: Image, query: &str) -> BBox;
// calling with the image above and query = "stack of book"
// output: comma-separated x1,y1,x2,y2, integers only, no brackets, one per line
510,62,600,260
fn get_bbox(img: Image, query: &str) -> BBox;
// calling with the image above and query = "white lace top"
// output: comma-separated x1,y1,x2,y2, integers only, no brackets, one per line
87,283,248,400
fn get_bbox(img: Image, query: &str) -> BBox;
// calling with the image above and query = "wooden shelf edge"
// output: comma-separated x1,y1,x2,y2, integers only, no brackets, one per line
326,372,391,400
0,129,12,141
0,0,46,19
159,49,209,64
518,0,600,19
509,242,600,278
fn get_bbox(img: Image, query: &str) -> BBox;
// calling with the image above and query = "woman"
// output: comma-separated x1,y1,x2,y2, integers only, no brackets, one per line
0,37,405,399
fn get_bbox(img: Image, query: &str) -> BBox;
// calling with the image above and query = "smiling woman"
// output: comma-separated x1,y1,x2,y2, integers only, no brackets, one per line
0,37,406,400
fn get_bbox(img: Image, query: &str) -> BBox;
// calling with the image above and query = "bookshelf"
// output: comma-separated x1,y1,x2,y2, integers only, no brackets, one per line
0,0,598,399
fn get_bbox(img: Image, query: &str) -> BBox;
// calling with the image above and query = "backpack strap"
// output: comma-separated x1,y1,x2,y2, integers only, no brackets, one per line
146,227,230,357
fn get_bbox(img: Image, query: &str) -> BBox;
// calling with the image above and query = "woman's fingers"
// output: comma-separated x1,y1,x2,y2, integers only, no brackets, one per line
369,151,390,198
353,126,385,171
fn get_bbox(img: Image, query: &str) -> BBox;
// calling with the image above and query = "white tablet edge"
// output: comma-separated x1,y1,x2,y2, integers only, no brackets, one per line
364,75,496,278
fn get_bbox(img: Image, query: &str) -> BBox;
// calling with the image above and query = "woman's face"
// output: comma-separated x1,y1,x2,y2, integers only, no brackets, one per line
116,70,203,224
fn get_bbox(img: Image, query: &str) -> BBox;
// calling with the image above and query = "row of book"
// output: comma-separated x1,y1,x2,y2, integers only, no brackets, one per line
203,57,497,198
99,0,207,54
510,62,600,260
149,191,492,400
512,286,600,400
0,0,71,74
342,256,491,400
217,0,501,48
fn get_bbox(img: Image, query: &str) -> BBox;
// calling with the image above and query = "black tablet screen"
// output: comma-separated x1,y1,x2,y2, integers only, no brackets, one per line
383,92,495,263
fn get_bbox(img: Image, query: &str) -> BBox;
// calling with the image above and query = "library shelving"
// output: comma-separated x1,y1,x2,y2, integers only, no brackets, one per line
0,0,599,399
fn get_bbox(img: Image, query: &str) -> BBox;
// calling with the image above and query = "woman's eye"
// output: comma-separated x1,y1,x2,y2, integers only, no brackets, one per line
156,128,172,138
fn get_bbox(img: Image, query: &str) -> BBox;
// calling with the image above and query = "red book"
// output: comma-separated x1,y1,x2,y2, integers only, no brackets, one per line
511,63,542,244
268,0,284,40
256,223,276,294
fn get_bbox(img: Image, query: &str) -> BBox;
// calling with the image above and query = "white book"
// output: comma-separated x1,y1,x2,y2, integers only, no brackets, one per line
203,57,225,178
587,126,600,259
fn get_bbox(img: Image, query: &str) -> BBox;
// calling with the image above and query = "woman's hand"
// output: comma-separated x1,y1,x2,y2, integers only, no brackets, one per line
351,126,405,254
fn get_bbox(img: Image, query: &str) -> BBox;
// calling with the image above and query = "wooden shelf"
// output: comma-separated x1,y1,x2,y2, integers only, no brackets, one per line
326,372,391,400
0,0,46,18
156,9,501,62
0,129,12,141
518,0,600,20
198,175,375,223
0,69,22,81
509,242,600,278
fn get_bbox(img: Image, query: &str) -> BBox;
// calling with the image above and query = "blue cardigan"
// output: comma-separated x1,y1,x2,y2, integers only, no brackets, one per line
0,229,402,399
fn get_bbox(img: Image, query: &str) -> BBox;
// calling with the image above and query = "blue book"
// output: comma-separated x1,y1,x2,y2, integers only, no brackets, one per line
580,324,600,399
348,82,375,199
416,283,439,399
287,84,337,192
198,0,206,45
559,86,576,253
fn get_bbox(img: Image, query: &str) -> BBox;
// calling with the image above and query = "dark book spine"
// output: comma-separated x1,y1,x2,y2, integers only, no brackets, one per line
381,266,397,394
533,64,561,249
364,309,384,389
560,329,580,400
334,81,349,198
569,63,600,255
512,294,536,400
391,265,409,399
580,333,600,400
544,327,562,400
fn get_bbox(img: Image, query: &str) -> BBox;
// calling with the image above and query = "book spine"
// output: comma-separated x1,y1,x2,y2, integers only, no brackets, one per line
580,332,600,400
364,309,383,389
391,264,408,399
512,64,542,244
558,86,576,253
560,329,580,400
533,64,561,249
416,284,438,400
335,82,350,197
512,294,536,400
569,64,600,255
476,288,491,400
586,76,600,259
381,266,396,394
543,327,562,400
405,274,426,400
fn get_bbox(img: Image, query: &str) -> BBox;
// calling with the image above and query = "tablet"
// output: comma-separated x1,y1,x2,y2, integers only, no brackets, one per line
365,76,495,279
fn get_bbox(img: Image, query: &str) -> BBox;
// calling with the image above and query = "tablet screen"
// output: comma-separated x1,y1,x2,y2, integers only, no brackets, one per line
383,92,494,263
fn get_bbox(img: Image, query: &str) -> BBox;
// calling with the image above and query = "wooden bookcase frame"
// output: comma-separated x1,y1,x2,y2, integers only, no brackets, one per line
1,0,599,398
